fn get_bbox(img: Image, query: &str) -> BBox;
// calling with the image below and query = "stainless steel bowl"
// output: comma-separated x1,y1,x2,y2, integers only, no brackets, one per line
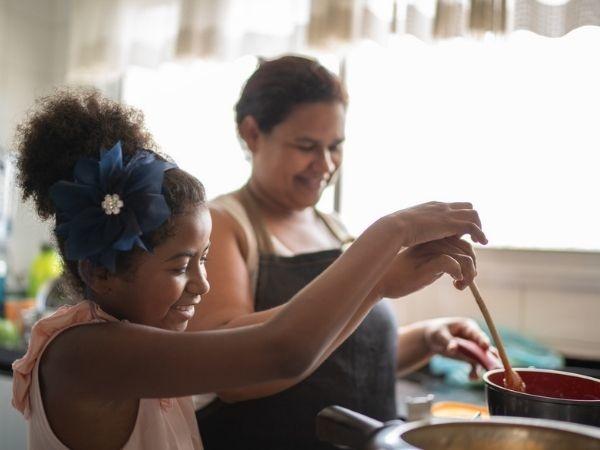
316,405,600,450
399,419,600,450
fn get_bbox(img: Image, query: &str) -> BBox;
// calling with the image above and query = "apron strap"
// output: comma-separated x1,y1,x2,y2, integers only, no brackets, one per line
238,186,275,255
315,210,355,248
239,184,352,255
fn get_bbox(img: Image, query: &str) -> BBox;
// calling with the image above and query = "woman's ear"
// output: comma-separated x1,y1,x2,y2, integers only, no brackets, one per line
78,260,113,295
238,115,261,155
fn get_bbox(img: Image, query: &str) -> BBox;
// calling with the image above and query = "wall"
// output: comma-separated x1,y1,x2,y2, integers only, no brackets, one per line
0,0,70,288
391,247,600,360
1,2,72,446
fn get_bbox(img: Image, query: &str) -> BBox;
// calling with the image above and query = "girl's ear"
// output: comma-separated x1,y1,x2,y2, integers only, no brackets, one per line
238,115,261,155
78,260,113,295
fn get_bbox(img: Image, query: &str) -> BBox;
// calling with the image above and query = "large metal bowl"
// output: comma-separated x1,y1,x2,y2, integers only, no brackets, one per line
316,405,600,450
399,419,600,450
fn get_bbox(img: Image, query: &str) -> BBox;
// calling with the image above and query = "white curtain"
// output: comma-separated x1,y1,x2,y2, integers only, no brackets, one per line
515,0,600,37
66,0,600,80
68,0,181,81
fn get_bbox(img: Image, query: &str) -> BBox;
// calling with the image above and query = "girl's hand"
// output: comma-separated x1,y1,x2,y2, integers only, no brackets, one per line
390,201,487,248
424,317,498,379
376,236,477,299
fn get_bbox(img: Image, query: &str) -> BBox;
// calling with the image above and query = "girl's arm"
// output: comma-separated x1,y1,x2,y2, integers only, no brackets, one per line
188,211,482,402
43,202,485,400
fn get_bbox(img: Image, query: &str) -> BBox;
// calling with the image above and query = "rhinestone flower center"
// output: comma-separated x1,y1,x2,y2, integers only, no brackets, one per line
101,194,124,215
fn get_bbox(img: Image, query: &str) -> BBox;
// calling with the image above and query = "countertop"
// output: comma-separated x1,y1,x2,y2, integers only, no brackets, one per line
396,370,486,418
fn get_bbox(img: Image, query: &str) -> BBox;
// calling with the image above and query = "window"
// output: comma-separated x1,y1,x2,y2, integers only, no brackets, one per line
123,28,600,251
342,28,600,251
123,57,257,200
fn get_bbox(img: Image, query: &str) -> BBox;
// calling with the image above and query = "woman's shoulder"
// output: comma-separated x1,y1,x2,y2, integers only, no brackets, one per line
208,192,245,236
209,191,243,223
210,191,256,247
209,190,242,211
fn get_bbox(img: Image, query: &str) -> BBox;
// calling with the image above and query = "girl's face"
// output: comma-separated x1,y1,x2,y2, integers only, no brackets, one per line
103,206,212,332
250,101,345,210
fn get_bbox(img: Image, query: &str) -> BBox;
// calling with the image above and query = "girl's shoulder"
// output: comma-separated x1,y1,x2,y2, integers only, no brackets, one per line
12,301,117,417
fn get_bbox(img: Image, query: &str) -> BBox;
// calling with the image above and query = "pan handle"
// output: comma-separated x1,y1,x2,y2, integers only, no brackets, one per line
455,337,502,371
316,405,384,448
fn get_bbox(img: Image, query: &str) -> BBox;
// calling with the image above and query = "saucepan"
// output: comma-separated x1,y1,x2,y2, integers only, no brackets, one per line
316,405,600,450
455,337,600,427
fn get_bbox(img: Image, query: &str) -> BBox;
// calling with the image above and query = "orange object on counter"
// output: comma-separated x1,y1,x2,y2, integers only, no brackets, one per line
431,401,489,419
4,298,37,331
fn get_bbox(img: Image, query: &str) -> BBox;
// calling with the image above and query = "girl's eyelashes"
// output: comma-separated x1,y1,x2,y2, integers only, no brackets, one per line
172,266,188,275
172,256,207,274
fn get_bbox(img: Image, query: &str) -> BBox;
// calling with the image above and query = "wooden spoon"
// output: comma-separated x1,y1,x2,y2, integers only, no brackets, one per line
468,281,526,392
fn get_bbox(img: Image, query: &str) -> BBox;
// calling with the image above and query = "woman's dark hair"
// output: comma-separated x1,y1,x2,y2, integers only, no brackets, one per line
235,55,348,133
14,88,205,295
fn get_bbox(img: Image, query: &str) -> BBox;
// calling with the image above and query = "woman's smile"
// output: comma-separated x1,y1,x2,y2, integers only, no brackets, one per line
294,174,328,193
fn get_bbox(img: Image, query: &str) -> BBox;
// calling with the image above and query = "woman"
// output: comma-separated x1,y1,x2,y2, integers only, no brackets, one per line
189,55,491,450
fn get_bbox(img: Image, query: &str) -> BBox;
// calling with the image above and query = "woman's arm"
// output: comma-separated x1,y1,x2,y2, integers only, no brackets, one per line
395,317,492,377
395,322,436,377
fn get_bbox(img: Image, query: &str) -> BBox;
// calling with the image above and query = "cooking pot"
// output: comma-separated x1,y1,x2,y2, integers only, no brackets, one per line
316,405,600,450
484,368,600,426
455,337,600,426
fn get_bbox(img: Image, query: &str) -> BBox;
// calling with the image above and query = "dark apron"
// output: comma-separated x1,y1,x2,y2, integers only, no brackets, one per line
197,192,398,450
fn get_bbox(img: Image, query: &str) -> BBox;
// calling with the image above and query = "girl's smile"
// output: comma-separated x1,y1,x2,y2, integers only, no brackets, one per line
170,303,200,321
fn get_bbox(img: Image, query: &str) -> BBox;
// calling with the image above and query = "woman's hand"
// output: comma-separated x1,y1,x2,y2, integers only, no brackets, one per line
376,236,477,299
389,201,487,248
424,317,498,379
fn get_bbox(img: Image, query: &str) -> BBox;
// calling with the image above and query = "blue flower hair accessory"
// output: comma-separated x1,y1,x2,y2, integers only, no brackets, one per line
50,141,176,271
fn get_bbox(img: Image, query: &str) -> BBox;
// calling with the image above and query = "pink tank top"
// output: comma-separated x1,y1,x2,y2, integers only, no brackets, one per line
12,301,203,449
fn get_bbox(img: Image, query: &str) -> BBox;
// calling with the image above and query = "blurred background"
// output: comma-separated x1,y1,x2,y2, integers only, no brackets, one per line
0,0,599,446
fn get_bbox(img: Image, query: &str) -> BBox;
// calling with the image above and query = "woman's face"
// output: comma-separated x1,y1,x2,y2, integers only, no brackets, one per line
250,101,345,210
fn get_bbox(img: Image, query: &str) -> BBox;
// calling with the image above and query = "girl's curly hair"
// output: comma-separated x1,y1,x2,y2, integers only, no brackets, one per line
14,88,205,295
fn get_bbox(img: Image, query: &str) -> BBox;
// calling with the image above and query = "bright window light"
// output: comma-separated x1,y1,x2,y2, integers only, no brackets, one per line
122,57,257,200
343,28,600,251
123,28,600,251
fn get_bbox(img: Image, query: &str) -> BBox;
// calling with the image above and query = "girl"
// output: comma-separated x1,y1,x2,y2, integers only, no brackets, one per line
12,88,486,450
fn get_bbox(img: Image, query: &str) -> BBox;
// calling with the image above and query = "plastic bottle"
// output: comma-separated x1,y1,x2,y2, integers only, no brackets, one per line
0,257,6,318
26,243,63,298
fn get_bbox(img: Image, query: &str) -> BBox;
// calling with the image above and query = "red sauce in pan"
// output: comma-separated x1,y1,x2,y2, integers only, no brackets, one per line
488,370,600,401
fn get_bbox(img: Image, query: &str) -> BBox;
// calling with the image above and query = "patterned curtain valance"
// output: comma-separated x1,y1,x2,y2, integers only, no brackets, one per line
67,0,600,80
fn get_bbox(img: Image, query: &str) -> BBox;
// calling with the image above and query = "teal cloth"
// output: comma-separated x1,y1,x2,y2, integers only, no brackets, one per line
429,321,564,387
